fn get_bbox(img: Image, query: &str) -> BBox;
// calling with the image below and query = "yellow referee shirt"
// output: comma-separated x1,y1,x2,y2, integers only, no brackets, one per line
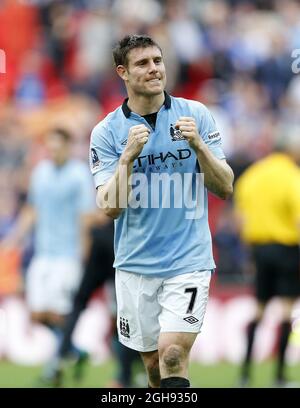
234,153,300,245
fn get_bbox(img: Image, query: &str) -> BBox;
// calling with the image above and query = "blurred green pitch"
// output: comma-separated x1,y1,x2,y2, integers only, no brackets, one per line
0,360,300,388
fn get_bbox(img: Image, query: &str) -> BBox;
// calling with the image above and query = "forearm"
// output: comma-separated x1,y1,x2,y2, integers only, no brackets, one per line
97,154,134,219
175,116,233,200
5,205,36,247
95,124,150,219
195,144,234,200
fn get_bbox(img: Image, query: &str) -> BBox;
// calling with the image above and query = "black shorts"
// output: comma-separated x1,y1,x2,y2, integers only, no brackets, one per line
252,244,300,302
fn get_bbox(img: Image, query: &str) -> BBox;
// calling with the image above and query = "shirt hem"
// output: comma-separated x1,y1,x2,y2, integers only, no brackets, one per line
114,263,216,278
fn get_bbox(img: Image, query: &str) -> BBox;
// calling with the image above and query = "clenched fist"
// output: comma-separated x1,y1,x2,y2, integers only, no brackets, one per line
175,117,204,151
123,124,150,163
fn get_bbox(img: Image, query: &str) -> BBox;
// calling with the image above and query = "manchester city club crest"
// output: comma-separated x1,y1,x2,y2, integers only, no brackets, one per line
119,317,130,338
170,124,185,141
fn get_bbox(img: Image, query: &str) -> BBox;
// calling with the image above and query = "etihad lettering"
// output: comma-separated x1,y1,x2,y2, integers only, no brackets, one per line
134,148,191,168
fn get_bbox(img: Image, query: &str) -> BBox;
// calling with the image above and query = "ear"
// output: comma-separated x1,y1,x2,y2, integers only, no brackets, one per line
116,65,128,81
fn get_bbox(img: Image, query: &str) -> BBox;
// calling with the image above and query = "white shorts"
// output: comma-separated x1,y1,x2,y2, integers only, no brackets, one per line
115,269,212,352
26,256,82,315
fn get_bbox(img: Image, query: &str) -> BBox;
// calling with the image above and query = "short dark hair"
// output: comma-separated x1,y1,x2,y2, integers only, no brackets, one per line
113,35,162,67
49,127,72,143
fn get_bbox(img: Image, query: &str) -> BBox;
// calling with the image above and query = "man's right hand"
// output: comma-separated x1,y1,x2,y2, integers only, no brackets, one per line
122,124,150,163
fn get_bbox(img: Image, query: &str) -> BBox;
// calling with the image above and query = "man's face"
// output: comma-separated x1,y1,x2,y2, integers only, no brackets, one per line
119,46,167,96
46,132,70,165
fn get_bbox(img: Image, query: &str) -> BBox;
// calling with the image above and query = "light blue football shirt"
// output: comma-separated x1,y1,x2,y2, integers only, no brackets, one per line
90,93,225,278
28,159,95,258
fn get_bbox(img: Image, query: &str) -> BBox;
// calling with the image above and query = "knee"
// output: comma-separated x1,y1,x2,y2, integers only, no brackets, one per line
160,344,186,372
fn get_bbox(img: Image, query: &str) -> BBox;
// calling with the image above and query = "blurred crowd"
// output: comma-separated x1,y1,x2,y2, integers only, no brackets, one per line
1,0,300,289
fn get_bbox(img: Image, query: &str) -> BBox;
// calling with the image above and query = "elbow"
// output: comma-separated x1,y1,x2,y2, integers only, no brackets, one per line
99,201,122,219
103,208,121,219
221,166,234,200
96,191,120,219
98,202,121,219
220,183,233,200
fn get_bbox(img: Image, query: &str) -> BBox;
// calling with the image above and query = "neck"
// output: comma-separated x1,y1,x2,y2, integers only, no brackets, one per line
54,157,68,167
127,91,165,116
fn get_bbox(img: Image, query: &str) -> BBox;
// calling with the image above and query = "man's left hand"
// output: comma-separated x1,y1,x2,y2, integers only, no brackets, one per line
175,117,204,151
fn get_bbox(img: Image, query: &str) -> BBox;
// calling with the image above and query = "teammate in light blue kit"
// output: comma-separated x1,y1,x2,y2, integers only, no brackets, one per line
3,128,94,384
90,35,234,388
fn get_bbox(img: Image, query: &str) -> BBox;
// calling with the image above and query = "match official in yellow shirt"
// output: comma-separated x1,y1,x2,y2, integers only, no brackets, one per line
234,129,300,387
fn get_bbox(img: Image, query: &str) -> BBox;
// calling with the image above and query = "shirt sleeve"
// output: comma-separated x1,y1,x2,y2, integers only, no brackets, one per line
27,165,40,206
198,103,226,160
77,164,97,213
89,123,119,188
